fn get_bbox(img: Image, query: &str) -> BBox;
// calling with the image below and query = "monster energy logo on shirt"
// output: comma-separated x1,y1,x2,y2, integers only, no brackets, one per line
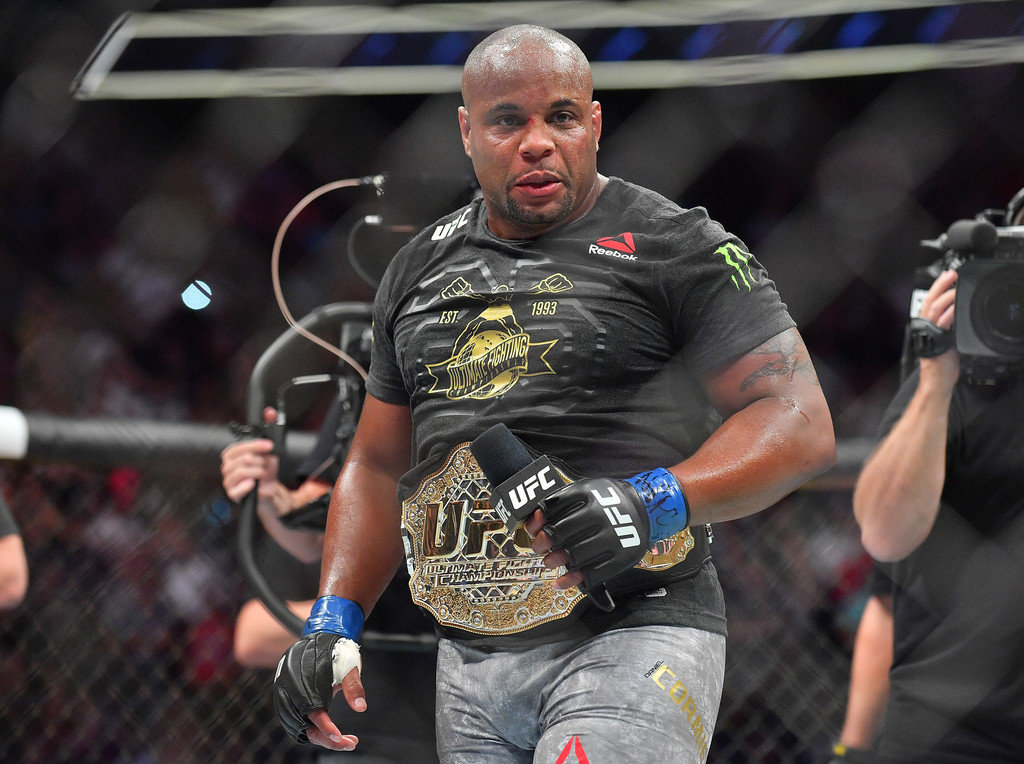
716,242,757,291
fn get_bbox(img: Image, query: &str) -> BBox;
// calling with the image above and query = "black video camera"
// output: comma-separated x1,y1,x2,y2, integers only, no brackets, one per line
909,192,1024,384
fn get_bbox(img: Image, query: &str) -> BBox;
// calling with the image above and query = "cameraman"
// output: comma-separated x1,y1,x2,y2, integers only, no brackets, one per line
852,198,1024,762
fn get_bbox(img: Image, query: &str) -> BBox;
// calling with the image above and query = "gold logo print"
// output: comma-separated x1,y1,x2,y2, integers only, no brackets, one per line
531,273,574,294
426,275,573,400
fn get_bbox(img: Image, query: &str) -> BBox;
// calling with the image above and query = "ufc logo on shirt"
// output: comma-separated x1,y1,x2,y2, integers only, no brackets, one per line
591,487,641,548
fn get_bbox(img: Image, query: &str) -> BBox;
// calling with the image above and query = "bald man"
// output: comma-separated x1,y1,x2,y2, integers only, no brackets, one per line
273,25,834,762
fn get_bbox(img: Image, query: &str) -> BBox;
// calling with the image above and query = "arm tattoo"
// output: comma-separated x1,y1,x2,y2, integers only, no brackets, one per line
740,330,821,392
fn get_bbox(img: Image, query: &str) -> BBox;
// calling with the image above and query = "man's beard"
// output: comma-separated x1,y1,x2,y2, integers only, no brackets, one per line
503,186,575,228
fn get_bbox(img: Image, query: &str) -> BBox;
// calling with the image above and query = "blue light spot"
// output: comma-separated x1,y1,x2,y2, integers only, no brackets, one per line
181,280,212,310
759,19,806,55
680,25,725,60
835,12,885,49
916,8,959,44
428,32,472,65
598,28,648,62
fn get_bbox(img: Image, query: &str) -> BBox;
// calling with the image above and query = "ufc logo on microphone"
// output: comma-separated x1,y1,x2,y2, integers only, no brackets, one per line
591,487,641,548
509,467,557,511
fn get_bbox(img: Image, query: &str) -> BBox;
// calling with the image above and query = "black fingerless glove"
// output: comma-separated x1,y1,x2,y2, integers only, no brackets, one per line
542,477,651,593
274,633,345,744
272,596,364,744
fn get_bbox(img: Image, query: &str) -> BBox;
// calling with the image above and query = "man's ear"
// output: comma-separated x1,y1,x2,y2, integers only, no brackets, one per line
458,106,472,157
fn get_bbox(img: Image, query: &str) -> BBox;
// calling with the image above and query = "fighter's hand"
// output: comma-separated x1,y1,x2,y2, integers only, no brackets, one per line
919,269,960,393
273,632,365,750
528,477,651,593
221,407,283,505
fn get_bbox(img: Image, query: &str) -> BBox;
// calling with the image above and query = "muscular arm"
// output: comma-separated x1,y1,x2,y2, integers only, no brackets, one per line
530,326,835,589
677,326,836,525
317,394,412,616
853,270,959,562
277,394,411,752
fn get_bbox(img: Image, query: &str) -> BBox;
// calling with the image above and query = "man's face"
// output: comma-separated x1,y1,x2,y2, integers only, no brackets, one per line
459,47,602,240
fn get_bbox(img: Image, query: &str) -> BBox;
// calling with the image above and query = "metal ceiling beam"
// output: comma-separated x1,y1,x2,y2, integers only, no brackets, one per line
73,36,1024,99
72,1,1024,99
118,0,1004,37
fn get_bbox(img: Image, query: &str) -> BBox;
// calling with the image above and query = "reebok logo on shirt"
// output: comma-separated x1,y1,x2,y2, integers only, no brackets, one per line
590,232,638,261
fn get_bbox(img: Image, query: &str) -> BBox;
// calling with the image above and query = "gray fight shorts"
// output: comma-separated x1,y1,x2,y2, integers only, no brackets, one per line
435,624,726,763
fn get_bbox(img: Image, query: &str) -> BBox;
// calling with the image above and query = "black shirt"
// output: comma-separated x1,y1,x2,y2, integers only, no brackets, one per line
367,177,796,643
875,370,1024,762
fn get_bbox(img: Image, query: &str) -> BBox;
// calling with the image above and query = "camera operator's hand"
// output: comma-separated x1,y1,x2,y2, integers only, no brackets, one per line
222,406,328,562
221,406,287,511
918,270,961,396
274,597,366,750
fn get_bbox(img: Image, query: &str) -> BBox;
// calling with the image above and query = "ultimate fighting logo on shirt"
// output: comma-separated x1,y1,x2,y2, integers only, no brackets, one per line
425,274,572,400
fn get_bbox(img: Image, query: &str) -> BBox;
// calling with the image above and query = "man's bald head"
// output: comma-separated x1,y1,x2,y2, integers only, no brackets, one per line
461,25,592,108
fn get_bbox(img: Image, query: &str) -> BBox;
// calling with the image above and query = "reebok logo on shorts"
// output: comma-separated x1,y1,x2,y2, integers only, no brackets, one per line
555,735,590,764
590,232,638,261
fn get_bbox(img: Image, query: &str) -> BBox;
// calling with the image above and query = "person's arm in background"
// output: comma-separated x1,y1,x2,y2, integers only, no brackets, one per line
854,271,959,562
0,494,28,610
234,597,315,668
833,593,894,760
221,407,326,564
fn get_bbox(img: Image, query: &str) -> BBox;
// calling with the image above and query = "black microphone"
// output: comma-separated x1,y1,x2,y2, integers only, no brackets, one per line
943,219,998,253
470,423,565,534
470,423,618,612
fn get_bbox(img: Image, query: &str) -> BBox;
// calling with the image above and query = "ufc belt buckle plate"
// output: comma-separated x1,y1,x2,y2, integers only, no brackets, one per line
401,443,698,636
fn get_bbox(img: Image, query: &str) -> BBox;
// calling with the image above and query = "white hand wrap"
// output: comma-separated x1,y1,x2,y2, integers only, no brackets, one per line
331,637,362,684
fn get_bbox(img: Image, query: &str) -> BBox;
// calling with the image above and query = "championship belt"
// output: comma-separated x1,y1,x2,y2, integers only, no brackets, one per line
401,443,700,637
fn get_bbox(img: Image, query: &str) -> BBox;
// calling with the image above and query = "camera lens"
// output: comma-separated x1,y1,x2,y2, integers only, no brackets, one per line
971,266,1024,356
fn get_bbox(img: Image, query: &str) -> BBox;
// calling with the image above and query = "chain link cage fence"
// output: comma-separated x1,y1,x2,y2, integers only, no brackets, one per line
5,2,1024,762
0,457,866,764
